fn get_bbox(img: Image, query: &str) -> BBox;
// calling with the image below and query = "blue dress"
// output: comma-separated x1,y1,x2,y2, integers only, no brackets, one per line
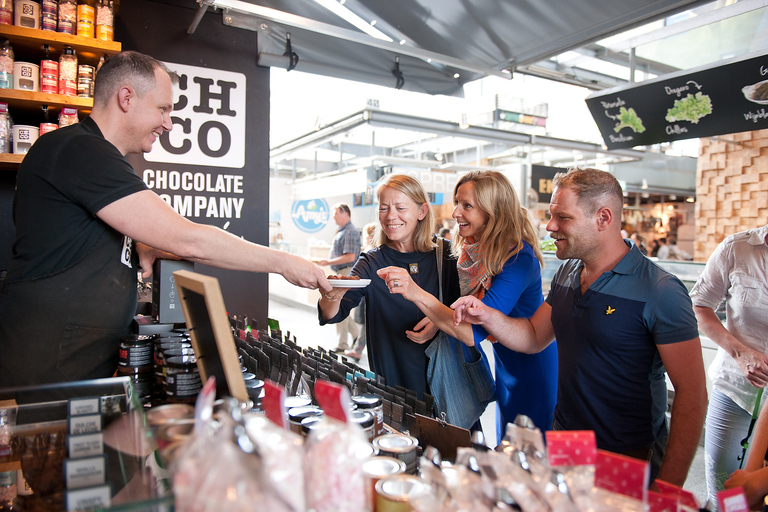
471,242,559,443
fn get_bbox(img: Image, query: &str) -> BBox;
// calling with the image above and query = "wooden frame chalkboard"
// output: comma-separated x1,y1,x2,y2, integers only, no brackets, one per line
173,270,248,403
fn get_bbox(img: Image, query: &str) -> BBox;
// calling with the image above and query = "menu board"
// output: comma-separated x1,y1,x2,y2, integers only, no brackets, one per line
586,50,768,150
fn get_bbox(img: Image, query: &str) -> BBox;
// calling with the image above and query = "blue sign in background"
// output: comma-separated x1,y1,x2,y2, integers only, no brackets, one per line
291,198,330,233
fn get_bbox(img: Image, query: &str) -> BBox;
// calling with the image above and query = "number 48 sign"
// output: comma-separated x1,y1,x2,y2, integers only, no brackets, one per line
145,62,247,169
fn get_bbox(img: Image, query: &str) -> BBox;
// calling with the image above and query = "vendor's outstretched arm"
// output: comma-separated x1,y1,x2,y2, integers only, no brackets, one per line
451,297,555,354
98,190,331,292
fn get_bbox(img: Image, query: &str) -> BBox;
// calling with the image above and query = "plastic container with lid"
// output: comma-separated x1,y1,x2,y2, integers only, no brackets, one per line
58,46,77,96
349,410,375,441
57,0,75,34
95,0,112,41
14,0,39,29
0,0,12,25
288,405,323,436
372,433,419,474
58,107,79,127
352,393,384,437
0,40,13,89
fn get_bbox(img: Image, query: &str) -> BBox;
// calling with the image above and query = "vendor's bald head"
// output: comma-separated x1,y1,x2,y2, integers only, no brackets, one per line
552,167,624,220
93,51,178,108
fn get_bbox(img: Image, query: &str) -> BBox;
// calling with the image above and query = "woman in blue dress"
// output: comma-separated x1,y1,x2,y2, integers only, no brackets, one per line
379,170,558,442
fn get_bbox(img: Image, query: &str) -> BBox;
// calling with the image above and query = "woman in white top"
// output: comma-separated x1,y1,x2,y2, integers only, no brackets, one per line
690,225,768,505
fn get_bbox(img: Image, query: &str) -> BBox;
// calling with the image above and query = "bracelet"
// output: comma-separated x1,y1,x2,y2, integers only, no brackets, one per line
323,293,340,301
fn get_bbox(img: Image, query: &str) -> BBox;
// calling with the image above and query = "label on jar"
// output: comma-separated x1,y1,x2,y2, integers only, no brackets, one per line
0,7,11,25
42,0,57,16
40,122,57,134
41,59,58,77
41,13,57,31
41,75,57,94
96,23,113,41
59,78,76,96
77,19,94,38
76,3,94,24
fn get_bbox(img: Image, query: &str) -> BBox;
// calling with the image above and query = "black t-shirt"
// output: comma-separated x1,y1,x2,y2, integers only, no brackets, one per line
7,116,148,281
0,117,148,386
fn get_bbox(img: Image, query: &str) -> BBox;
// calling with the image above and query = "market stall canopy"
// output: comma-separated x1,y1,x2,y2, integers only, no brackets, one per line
187,0,712,96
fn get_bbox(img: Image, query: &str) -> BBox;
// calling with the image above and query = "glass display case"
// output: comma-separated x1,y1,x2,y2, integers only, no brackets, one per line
0,377,173,511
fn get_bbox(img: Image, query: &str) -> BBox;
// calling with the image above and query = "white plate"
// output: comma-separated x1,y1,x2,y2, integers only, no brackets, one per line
328,278,371,288
742,80,768,104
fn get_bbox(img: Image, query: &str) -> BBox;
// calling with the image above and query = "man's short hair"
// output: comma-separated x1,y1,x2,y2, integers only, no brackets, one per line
552,167,624,218
334,203,351,216
93,51,179,107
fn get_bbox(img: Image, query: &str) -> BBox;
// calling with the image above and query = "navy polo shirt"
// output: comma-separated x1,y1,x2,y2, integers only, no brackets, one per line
545,241,698,452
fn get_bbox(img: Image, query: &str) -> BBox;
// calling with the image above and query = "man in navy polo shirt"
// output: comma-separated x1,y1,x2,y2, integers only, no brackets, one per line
452,167,707,487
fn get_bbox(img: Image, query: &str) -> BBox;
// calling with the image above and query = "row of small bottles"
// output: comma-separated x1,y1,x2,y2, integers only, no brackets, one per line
0,39,105,97
0,0,115,41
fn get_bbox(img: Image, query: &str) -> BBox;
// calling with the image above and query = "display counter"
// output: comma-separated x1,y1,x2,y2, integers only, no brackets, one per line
0,378,172,511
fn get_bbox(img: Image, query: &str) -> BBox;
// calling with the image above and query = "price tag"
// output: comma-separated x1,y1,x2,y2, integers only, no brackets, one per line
545,430,596,466
262,380,287,429
655,479,700,509
647,490,679,512
68,397,101,416
717,487,749,512
68,414,102,435
314,380,351,423
64,455,106,489
67,433,104,459
65,484,112,511
594,449,649,500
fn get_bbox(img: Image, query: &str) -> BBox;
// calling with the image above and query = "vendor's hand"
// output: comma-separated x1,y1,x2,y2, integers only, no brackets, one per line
376,266,420,301
406,317,438,344
736,347,768,388
136,242,181,279
281,254,332,293
451,296,491,327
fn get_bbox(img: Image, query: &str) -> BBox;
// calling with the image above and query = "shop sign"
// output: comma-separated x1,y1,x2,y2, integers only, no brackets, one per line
530,164,566,204
145,62,246,168
291,198,330,233
586,50,768,150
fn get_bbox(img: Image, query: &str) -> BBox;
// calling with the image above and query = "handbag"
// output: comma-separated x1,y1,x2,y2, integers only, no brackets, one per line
425,238,496,430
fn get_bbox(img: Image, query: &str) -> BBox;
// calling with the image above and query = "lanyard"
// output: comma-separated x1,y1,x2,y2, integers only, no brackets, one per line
739,387,764,469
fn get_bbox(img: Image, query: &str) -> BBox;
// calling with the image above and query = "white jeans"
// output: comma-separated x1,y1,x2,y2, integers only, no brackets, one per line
705,388,752,507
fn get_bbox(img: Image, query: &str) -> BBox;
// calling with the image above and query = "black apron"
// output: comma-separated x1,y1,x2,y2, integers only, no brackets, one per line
0,228,138,387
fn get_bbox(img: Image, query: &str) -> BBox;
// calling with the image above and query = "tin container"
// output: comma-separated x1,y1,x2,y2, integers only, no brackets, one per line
352,393,384,437
288,405,323,436
373,434,419,474
350,410,375,442
118,334,155,369
284,395,312,410
374,474,429,512
165,355,201,403
363,456,406,508
244,378,264,409
39,123,57,135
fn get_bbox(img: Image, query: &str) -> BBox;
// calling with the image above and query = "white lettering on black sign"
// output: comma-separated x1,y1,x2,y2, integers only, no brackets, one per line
145,62,246,169
143,169,245,219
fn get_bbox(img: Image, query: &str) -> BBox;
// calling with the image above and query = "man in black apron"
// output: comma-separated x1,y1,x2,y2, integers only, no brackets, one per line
0,51,330,387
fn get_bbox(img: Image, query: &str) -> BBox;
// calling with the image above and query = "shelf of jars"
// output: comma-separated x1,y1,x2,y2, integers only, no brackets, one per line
0,24,121,62
0,23,121,171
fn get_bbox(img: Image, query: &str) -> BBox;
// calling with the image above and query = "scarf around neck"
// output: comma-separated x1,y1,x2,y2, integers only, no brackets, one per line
457,237,492,299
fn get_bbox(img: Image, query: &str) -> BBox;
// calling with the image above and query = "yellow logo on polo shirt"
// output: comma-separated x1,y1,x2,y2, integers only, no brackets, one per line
605,306,616,315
